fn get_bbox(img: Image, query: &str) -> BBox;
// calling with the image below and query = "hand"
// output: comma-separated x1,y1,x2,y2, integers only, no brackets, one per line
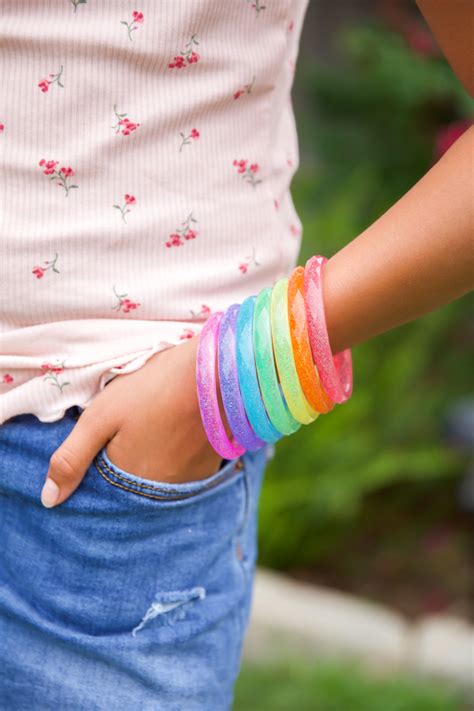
40,335,226,508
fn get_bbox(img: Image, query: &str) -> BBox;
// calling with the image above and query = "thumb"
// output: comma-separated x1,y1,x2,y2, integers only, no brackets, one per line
41,409,116,508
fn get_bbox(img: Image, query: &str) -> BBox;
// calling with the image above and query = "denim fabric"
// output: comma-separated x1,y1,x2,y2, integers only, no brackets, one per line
0,405,270,710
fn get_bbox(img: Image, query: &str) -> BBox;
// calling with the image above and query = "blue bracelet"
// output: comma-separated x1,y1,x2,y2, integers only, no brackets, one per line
218,303,266,452
253,287,301,436
236,295,282,444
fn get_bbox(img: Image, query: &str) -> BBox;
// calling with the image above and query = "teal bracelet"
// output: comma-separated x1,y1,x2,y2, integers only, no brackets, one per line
253,286,301,436
270,278,319,425
236,295,282,443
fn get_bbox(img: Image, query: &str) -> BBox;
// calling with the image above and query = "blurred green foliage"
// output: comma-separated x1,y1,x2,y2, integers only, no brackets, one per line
258,24,473,569
234,659,467,711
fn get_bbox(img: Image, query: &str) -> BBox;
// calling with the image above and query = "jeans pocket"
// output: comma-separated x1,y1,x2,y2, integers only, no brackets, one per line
93,444,246,503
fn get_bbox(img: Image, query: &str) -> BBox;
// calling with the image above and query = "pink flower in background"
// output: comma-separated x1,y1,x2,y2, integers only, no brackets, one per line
32,252,60,278
111,285,141,313
179,328,196,340
179,128,200,152
113,193,137,223
120,10,144,41
404,23,439,58
165,212,198,248
2,374,14,384
168,35,200,69
435,120,472,159
112,105,141,135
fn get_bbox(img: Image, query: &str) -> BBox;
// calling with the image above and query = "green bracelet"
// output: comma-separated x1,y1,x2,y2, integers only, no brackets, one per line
253,286,301,436
271,278,319,425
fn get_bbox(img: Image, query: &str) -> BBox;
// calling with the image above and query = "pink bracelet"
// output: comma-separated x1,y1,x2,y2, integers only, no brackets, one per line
196,311,246,460
304,255,353,404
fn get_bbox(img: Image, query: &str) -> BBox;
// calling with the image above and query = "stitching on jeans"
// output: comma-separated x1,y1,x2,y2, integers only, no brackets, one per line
93,453,243,501
96,452,237,492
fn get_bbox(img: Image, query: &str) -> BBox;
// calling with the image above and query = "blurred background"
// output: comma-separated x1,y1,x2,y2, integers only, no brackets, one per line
234,1,473,709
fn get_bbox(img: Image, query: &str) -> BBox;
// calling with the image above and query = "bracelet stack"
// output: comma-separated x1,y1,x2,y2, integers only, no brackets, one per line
196,255,353,459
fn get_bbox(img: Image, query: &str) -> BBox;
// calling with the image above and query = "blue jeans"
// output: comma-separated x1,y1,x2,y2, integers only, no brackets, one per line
0,405,270,710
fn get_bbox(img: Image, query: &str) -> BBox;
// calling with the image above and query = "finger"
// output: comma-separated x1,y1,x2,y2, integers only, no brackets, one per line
41,408,117,508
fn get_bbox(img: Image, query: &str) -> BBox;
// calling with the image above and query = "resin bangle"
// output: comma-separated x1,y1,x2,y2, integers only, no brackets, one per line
236,295,282,444
218,303,266,452
253,286,301,436
288,266,334,414
196,311,246,460
304,255,353,404
270,277,319,425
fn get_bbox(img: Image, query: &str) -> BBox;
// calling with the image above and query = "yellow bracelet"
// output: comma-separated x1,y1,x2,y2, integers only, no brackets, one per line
270,277,319,425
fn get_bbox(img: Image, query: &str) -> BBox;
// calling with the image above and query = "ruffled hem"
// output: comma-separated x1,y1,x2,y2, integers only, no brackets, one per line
0,332,196,425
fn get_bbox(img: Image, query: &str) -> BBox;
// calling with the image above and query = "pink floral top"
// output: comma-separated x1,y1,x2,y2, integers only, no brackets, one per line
0,0,309,425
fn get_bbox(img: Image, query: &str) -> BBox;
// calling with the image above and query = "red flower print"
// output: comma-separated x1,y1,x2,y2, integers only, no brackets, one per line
38,65,64,92
274,198,279,210
232,159,262,187
113,193,137,223
179,128,200,152
2,374,14,384
165,212,198,248
38,159,78,196
120,10,144,42
233,75,255,100
288,20,294,32
32,252,60,278
112,105,141,135
111,286,141,314
246,0,266,17
179,328,196,341
190,304,212,319
239,247,260,274
168,34,200,69
70,0,87,11
40,360,70,392
0,124,4,133
290,223,301,237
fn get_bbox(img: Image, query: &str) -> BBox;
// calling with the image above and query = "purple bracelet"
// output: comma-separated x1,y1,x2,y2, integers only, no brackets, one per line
218,304,266,451
196,311,245,460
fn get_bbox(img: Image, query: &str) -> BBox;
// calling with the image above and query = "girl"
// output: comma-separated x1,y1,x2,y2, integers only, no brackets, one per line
0,1,472,708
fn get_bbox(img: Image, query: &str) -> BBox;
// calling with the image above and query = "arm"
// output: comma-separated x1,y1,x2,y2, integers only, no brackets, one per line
324,125,473,355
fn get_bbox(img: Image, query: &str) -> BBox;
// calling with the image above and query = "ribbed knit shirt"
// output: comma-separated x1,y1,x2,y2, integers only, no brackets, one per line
0,0,309,425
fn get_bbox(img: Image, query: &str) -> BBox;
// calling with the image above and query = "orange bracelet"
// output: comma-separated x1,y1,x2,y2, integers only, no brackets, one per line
288,266,334,414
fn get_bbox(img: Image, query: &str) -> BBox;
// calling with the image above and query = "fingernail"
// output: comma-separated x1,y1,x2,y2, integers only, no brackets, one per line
41,478,60,508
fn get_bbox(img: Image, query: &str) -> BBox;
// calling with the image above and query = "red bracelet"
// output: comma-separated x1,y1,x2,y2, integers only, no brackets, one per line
304,255,353,404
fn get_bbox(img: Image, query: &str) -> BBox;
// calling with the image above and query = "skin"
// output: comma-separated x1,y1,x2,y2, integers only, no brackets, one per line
41,0,474,508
